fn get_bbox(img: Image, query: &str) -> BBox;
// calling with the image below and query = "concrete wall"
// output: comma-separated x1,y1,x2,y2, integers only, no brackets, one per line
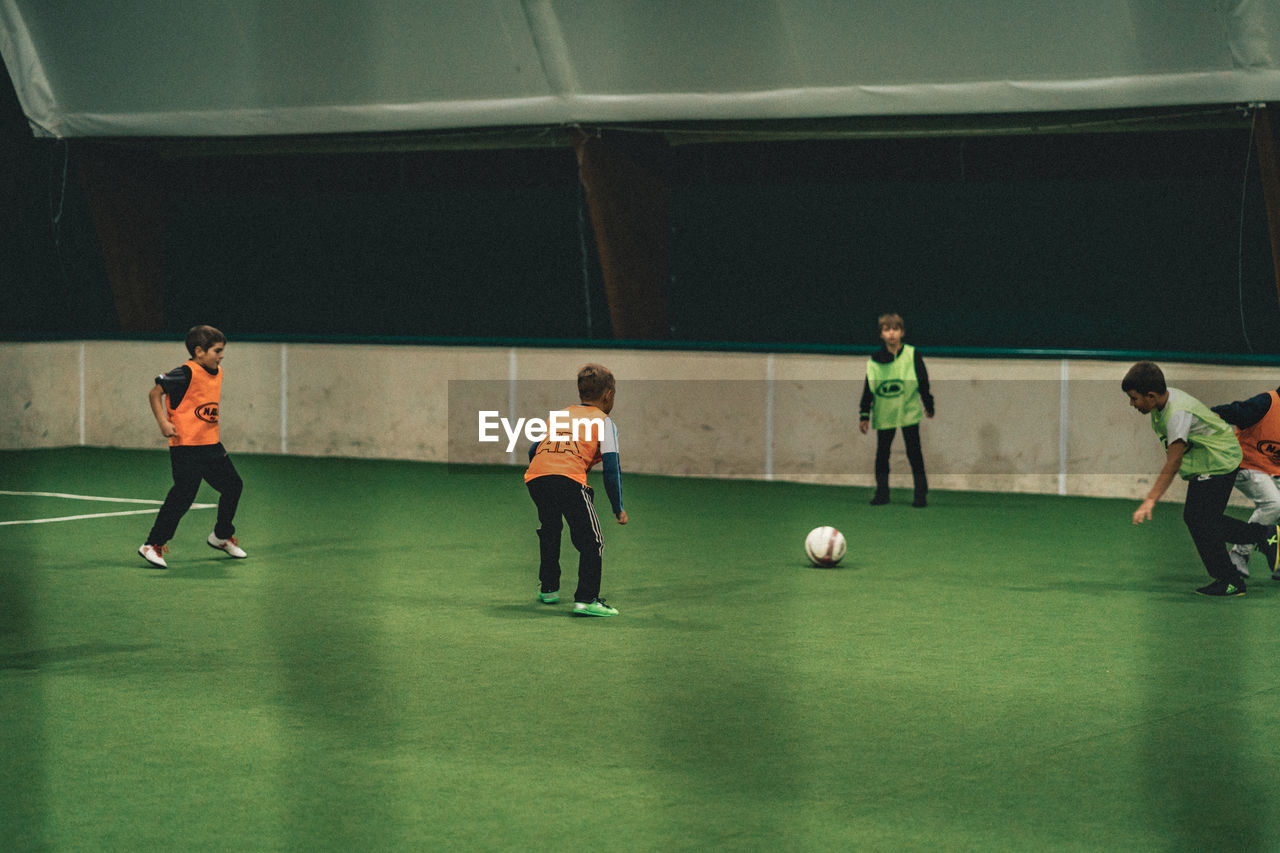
4,339,1275,505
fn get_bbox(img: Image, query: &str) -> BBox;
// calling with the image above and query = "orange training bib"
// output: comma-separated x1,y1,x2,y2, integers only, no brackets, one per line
168,360,221,447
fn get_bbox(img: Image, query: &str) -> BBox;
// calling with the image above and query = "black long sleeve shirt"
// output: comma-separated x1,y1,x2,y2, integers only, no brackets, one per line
1210,386,1280,429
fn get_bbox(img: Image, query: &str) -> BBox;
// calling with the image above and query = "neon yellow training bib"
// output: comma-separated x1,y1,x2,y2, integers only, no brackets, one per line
866,344,923,430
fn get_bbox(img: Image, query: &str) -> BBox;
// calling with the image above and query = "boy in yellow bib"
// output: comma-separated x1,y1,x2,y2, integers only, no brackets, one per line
1124,361,1278,596
859,313,934,507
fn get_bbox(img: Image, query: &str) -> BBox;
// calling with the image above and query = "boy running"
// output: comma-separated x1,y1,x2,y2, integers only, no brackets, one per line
1123,361,1277,596
138,325,247,568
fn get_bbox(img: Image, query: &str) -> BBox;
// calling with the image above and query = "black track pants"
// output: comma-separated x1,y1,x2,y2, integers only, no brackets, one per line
527,475,604,603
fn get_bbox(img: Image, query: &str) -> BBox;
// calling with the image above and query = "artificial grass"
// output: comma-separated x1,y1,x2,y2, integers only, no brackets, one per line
2,447,1279,850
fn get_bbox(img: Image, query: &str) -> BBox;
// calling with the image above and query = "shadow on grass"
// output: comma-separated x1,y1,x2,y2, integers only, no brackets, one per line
138,556,236,580
0,642,157,671
487,603,566,620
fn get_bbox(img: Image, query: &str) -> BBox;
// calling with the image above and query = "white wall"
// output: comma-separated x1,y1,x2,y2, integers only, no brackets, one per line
3,339,1274,505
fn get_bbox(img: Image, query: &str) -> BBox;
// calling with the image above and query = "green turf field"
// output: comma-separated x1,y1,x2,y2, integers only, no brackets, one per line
3,447,1279,850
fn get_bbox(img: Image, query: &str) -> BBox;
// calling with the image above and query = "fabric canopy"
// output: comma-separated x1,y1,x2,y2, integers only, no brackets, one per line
3,0,1280,139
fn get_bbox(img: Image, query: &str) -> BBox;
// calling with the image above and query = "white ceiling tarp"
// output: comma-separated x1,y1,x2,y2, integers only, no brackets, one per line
2,0,1279,139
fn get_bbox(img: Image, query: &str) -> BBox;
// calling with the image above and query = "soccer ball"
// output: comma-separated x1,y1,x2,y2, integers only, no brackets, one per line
804,526,847,567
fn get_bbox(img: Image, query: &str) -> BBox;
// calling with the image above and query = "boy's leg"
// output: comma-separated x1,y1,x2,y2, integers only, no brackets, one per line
902,423,928,506
1269,475,1280,577
1239,470,1280,528
201,449,243,540
872,428,895,504
1184,471,1253,582
562,483,605,603
1226,469,1280,571
1219,505,1280,575
527,477,567,594
145,448,203,546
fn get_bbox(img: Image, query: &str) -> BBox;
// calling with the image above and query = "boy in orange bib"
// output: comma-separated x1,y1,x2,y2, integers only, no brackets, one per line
138,325,246,569
1212,385,1280,579
524,364,628,616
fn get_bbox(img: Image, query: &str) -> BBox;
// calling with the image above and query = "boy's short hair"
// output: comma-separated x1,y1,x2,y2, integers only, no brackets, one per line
577,363,615,402
1121,361,1166,395
185,325,226,356
878,313,904,331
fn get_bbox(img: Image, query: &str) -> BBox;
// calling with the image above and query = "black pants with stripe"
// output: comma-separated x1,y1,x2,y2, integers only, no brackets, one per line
1185,469,1271,581
527,475,604,603
147,443,242,546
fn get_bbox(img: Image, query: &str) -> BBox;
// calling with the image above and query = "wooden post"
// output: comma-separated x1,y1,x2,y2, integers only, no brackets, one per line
571,129,670,340
1253,105,1280,310
76,143,167,331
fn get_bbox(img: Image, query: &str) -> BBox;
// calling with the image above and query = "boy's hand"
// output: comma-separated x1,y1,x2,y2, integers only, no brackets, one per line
1132,498,1156,524
859,420,870,434
616,510,628,525
157,419,177,439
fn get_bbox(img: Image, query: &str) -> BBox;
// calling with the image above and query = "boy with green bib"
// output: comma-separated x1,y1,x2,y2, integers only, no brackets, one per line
859,313,934,507
1123,361,1278,596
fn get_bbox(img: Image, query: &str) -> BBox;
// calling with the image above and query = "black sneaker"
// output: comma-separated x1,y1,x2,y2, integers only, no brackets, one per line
1261,524,1280,575
1196,579,1246,597
869,493,890,506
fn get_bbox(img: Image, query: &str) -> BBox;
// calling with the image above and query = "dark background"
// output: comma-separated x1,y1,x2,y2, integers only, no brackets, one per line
2,54,1275,356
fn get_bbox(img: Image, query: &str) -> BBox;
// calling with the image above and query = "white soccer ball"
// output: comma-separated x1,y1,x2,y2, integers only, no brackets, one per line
804,526,847,567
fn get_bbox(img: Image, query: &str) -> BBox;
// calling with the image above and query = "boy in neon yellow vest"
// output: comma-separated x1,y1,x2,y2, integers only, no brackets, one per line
859,313,934,507
1123,361,1279,596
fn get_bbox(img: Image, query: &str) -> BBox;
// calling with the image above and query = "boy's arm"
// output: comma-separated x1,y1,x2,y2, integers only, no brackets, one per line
915,349,935,417
1211,392,1272,429
598,416,626,523
148,384,177,439
1132,440,1186,524
858,377,874,434
601,452,626,523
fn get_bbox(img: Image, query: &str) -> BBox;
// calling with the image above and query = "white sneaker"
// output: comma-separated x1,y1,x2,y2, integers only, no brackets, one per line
138,543,168,569
1229,548,1250,579
207,533,247,558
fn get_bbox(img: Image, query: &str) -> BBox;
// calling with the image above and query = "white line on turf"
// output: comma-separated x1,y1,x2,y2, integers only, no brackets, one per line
0,490,215,526
0,489,167,504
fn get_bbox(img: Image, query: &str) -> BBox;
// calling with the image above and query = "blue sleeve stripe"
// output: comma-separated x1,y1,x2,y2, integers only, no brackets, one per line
601,451,623,514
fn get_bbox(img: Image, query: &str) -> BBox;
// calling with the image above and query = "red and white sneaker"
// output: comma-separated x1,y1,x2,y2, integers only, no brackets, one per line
138,543,169,569
207,533,247,558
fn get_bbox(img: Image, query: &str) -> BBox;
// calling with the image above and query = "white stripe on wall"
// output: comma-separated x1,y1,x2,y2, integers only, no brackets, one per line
78,342,86,446
508,347,518,465
280,344,289,454
1059,359,1069,496
765,354,775,481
